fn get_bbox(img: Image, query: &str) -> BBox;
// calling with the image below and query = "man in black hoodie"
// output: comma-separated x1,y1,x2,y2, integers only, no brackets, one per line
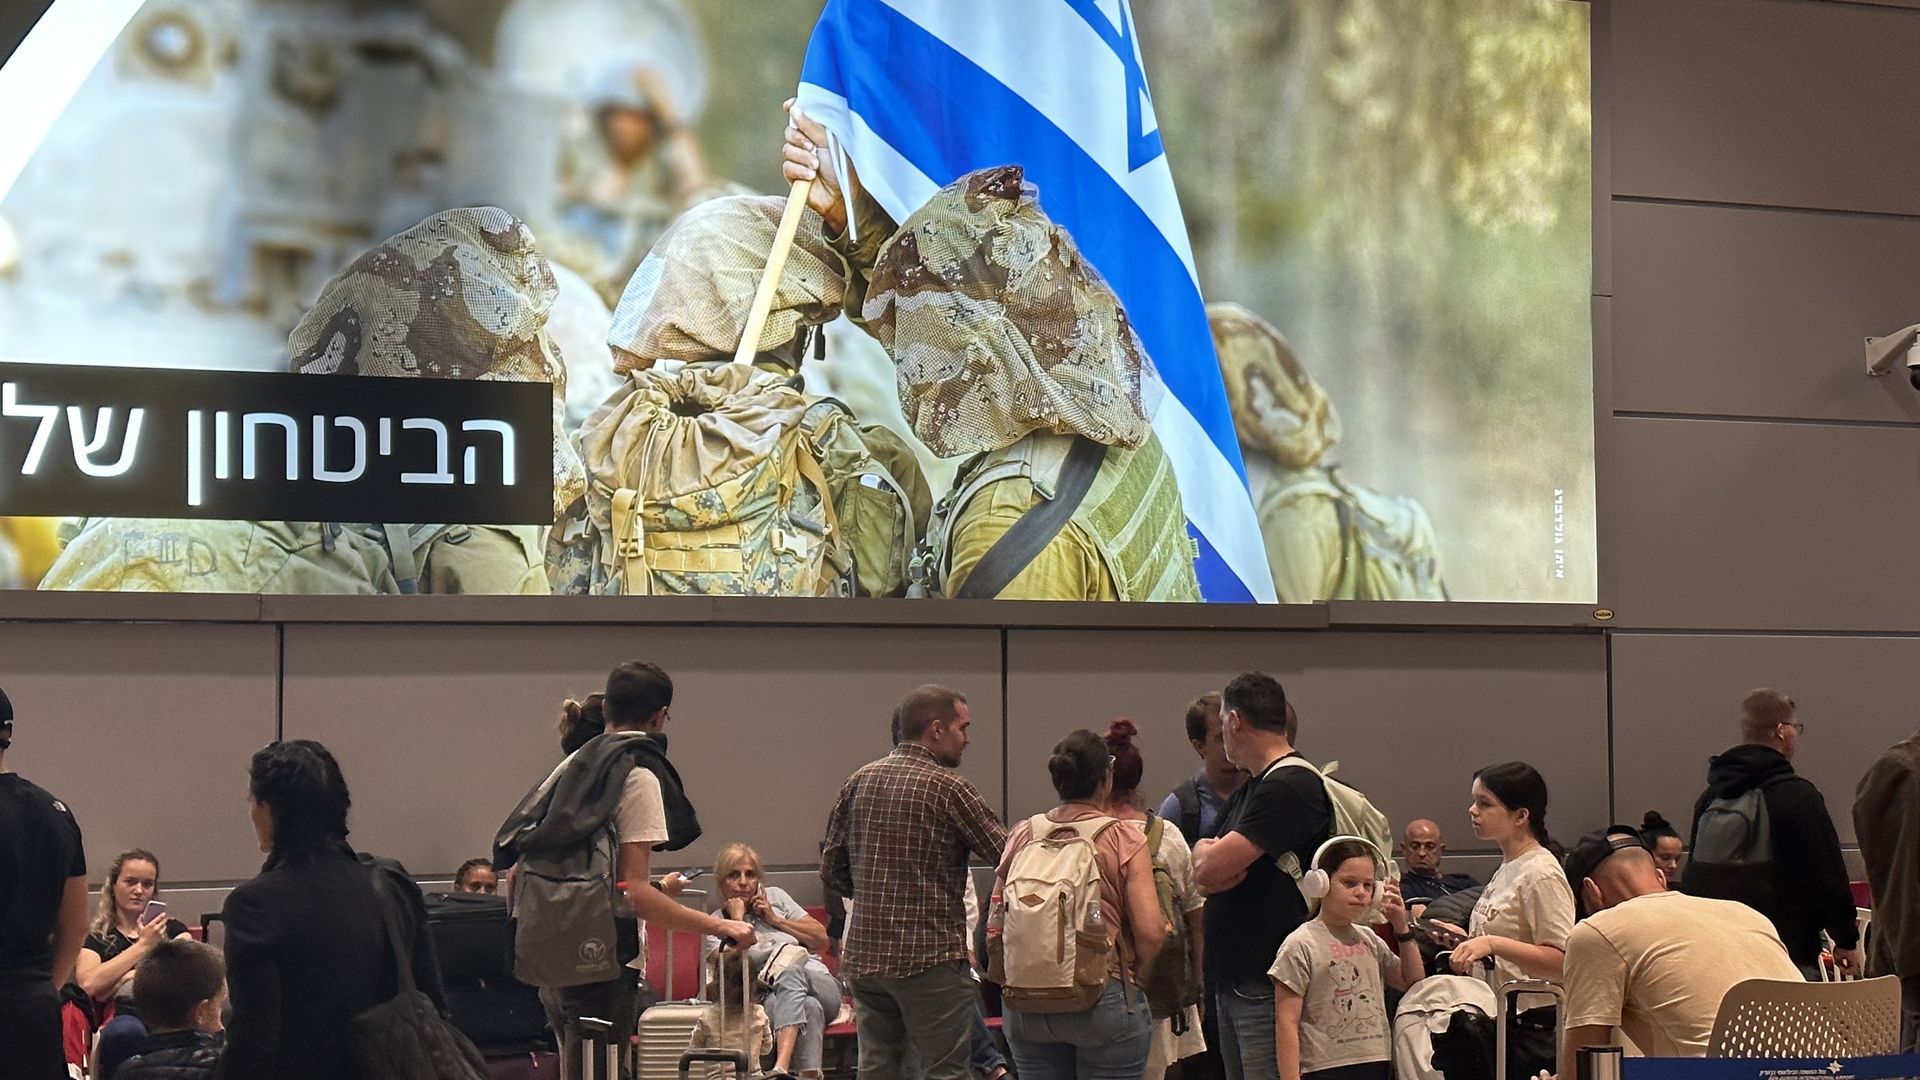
1683,688,1859,978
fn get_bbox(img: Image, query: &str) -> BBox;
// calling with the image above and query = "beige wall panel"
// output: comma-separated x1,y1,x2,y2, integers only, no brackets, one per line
0,622,277,883
281,625,1002,877
1611,0,1920,216
1610,632,1920,846
1608,416,1920,630
1005,630,1609,853
1611,200,1920,423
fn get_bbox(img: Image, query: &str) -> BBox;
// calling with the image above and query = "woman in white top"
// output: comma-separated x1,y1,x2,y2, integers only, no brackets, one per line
1100,718,1206,1080
1429,761,1575,1080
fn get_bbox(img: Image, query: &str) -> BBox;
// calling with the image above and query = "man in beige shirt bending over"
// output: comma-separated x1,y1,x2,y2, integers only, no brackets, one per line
1550,826,1801,1074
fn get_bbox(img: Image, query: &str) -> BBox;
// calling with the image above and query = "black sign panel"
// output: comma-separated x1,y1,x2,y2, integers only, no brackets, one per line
0,362,553,524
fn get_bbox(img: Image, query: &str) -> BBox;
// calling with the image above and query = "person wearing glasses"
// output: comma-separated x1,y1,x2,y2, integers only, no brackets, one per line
1682,688,1859,980
1397,821,1477,905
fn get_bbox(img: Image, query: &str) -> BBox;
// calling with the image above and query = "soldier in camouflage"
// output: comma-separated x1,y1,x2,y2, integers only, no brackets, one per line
546,194,929,598
1208,302,1446,602
783,114,1201,602
41,208,584,595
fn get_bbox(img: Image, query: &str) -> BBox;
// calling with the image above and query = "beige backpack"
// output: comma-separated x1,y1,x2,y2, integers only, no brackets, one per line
987,815,1117,1013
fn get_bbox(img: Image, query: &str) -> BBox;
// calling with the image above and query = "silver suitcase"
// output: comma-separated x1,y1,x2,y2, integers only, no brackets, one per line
676,934,754,1080
1495,977,1567,1080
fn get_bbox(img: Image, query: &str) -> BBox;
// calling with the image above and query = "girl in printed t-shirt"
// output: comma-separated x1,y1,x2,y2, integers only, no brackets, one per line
1270,839,1423,1080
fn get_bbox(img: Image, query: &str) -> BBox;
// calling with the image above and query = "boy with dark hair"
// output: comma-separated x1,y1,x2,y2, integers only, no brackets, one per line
108,939,227,1080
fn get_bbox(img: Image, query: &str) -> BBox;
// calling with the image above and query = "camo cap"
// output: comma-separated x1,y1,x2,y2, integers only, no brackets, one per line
862,165,1150,458
287,206,584,518
1207,302,1341,471
606,195,847,373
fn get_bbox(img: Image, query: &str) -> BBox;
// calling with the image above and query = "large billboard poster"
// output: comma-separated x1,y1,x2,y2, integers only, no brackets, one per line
0,0,1594,604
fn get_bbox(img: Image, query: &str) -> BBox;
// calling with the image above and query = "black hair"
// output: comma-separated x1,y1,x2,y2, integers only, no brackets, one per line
559,694,606,755
132,938,225,1031
1639,810,1680,847
1317,839,1378,877
895,684,966,742
1047,729,1109,803
249,740,351,852
455,858,494,887
1473,761,1553,848
604,662,673,730
1222,672,1289,735
1183,692,1221,745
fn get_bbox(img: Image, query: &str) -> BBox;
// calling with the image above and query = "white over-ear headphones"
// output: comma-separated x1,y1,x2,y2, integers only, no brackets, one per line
1298,835,1395,906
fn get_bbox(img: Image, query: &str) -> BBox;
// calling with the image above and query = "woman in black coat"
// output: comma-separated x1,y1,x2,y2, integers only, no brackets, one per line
214,740,444,1080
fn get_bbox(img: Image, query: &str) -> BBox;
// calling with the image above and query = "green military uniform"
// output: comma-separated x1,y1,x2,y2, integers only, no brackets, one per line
547,194,929,597
836,166,1201,601
1208,302,1446,603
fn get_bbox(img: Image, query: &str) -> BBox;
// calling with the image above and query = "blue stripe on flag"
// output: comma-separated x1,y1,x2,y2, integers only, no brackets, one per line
799,0,1244,479
1190,525,1254,604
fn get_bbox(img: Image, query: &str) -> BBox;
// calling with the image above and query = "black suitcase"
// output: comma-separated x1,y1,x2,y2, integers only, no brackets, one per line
444,976,551,1052
426,891,513,980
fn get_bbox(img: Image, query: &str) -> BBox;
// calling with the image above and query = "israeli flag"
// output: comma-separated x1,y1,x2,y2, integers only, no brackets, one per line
796,0,1278,603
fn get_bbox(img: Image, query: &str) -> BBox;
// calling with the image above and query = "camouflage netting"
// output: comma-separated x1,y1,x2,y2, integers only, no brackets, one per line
287,206,585,519
605,195,846,372
1207,302,1341,471
863,165,1151,459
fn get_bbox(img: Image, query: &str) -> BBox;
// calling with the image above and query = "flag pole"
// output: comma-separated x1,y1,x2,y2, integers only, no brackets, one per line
732,179,815,365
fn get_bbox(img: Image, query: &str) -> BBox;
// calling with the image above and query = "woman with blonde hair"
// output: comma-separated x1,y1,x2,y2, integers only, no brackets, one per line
74,849,192,1007
699,842,838,1079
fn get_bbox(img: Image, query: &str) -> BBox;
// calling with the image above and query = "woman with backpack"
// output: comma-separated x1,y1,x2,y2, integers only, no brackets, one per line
1101,719,1207,1080
988,729,1166,1080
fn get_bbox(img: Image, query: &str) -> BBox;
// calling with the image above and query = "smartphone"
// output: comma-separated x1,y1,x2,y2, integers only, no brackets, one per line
679,867,706,880
141,899,167,925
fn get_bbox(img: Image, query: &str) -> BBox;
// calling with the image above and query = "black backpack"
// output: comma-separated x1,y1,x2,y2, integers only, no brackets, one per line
1683,779,1785,912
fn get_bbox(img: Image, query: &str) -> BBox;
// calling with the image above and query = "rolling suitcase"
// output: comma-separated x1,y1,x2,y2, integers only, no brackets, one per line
677,939,753,1080
636,929,710,1080
576,1015,624,1080
1494,978,1566,1080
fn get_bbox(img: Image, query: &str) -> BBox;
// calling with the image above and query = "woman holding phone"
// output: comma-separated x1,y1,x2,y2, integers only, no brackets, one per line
1426,762,1574,1080
699,842,838,1079
74,849,193,1005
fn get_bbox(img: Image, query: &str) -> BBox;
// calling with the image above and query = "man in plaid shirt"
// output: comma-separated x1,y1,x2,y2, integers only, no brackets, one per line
822,685,1007,1080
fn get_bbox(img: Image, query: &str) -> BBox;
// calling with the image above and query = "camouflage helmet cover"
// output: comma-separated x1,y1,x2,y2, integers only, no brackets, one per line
606,195,847,373
287,206,585,517
863,165,1151,458
1206,302,1341,471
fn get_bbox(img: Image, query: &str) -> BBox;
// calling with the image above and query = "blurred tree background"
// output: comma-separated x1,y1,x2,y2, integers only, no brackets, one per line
693,0,1595,601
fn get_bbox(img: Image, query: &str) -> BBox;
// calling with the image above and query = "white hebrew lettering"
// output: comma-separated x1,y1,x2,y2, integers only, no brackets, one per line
400,418,454,484
214,410,231,480
187,410,205,506
460,420,516,486
243,413,300,481
66,406,143,478
312,416,367,483
2,383,60,475
378,417,392,457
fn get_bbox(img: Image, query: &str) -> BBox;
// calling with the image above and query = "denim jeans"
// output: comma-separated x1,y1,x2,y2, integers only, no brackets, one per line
1213,976,1278,1080
1004,979,1152,1080
763,960,843,1074
850,961,979,1080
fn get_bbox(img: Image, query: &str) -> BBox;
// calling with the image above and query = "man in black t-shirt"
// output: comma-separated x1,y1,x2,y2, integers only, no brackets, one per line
1193,672,1332,1080
0,686,91,1080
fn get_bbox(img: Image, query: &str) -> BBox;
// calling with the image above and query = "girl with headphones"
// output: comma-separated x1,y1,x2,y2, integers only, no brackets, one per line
1268,836,1424,1080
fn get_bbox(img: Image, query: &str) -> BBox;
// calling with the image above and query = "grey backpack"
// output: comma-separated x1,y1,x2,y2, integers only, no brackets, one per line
505,821,628,989
1683,783,1779,914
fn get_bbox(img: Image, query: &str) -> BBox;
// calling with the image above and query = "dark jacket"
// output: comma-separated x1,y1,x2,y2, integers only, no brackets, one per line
213,841,445,1080
1854,735,1920,978
494,731,700,867
1685,744,1857,963
114,1030,223,1080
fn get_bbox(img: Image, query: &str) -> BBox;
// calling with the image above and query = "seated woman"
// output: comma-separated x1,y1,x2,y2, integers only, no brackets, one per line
698,843,840,1079
71,849,195,1071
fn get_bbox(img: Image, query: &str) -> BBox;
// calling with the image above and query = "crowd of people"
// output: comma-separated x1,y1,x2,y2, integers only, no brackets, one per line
0,668,1899,1080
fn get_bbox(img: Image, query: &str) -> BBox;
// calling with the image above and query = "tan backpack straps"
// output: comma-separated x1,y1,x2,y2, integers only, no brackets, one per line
611,488,651,596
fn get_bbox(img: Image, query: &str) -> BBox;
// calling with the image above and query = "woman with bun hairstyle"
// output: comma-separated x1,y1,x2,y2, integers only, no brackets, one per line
991,730,1166,1080
1639,811,1683,886
1428,761,1574,1080
557,693,607,755
1101,719,1205,1080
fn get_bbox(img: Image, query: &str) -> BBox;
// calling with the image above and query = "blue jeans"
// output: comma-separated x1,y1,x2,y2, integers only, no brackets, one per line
1004,979,1151,1080
1214,976,1278,1080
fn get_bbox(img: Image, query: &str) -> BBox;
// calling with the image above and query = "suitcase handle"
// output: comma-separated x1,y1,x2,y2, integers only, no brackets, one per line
1495,978,1566,1080
678,1049,749,1079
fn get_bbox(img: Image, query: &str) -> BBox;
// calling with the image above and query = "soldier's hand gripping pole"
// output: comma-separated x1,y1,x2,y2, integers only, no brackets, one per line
732,178,815,365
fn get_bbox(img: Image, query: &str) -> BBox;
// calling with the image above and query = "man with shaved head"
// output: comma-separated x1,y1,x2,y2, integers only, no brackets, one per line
1551,826,1800,1074
1398,819,1478,903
